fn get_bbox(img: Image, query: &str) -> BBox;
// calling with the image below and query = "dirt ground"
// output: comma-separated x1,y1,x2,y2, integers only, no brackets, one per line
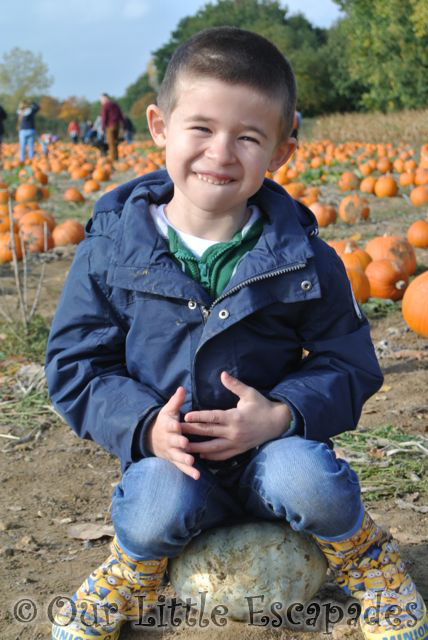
1,189,428,640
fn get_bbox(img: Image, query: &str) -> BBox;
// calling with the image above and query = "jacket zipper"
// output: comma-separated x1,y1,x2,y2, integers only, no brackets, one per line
199,261,307,323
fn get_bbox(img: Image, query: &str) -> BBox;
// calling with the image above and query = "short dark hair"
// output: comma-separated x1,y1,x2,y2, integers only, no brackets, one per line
157,27,297,140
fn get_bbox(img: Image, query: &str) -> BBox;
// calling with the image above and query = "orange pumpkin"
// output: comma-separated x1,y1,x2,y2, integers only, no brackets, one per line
409,185,428,207
359,177,376,194
365,236,416,276
0,216,18,234
309,202,337,227
83,179,100,193
284,182,306,199
402,271,428,337
64,187,85,203
407,219,428,248
19,210,56,233
399,172,415,188
374,176,398,198
52,220,85,246
345,266,370,303
338,172,360,192
376,157,392,174
338,195,370,224
20,225,54,253
15,183,42,203
0,232,23,262
327,239,358,256
340,242,372,271
0,188,10,204
365,259,408,300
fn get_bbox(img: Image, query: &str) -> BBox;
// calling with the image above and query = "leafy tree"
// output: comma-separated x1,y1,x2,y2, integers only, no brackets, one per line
323,21,365,112
58,96,91,122
151,0,332,115
121,72,153,112
0,47,53,110
130,92,157,132
333,0,428,111
39,95,61,119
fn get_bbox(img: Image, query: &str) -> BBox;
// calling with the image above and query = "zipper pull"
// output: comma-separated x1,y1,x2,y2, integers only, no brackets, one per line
200,306,210,323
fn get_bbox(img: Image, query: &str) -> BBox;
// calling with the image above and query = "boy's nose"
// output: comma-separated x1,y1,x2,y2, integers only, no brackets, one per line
205,134,235,164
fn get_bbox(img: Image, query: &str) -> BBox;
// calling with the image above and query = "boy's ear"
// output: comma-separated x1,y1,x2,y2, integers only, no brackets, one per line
146,104,167,147
268,137,297,173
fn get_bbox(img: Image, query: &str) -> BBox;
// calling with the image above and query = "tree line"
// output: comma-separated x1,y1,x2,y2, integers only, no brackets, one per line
1,0,427,137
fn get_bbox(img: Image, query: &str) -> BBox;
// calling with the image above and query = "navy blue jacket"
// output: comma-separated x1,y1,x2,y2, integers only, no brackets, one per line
18,103,39,130
45,170,383,471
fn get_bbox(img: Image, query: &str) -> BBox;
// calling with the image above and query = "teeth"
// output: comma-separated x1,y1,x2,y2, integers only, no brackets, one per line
195,173,232,185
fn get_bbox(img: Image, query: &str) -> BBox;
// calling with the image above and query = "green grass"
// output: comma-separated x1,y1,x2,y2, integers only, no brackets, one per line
0,314,50,364
334,425,428,502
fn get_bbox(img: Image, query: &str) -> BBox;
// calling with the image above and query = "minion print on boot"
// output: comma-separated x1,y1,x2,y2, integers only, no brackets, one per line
52,536,167,640
314,511,428,640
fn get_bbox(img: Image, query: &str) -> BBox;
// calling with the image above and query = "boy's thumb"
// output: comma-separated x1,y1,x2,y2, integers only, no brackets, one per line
165,386,186,414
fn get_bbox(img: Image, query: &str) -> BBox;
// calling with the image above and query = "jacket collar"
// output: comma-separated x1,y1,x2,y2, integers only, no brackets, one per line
107,171,317,302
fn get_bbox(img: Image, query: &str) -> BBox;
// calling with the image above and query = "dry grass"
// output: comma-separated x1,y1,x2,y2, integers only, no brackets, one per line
301,109,428,145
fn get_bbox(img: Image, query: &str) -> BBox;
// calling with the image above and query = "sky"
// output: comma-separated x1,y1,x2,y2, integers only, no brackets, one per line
0,0,342,102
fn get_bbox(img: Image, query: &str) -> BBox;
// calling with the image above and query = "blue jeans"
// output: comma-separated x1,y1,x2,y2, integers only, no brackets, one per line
19,129,36,161
111,436,364,561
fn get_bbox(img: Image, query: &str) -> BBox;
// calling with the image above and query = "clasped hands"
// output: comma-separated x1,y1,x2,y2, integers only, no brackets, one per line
146,371,291,480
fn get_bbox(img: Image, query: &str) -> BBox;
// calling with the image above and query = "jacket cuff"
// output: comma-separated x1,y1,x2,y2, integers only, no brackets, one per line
131,405,162,460
268,395,304,437
282,400,304,436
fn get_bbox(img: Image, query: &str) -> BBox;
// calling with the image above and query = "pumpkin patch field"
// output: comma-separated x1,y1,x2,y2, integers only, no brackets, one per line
0,126,427,640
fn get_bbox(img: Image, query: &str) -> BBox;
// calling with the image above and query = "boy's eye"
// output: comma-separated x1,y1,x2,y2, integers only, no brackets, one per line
191,126,211,133
239,136,260,144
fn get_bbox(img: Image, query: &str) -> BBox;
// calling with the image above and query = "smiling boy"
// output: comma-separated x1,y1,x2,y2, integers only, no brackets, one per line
46,27,427,640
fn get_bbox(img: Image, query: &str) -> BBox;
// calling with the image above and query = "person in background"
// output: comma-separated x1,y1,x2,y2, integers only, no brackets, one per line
123,116,135,144
92,115,107,154
68,120,80,144
17,100,39,163
0,103,7,167
39,132,54,157
100,93,125,162
82,120,94,144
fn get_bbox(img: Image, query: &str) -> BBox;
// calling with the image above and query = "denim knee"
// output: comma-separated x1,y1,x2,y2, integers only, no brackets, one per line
111,458,204,558
241,437,362,538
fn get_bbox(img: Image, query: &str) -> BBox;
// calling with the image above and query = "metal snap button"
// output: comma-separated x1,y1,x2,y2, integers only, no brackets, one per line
300,280,312,291
188,300,197,310
218,309,229,319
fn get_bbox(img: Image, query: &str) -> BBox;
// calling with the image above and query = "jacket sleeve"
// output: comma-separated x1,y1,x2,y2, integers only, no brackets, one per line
268,242,384,442
45,221,163,467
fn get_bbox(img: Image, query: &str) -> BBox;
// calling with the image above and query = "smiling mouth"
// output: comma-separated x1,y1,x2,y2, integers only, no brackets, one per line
194,172,235,185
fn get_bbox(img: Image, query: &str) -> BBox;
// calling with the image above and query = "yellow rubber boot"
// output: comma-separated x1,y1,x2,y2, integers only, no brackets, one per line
52,536,167,639
314,512,428,639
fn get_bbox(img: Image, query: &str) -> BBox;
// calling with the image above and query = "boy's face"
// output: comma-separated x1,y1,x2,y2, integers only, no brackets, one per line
147,75,295,219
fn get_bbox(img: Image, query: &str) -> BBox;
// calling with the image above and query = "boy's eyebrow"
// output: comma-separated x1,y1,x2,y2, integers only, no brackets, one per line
184,115,268,139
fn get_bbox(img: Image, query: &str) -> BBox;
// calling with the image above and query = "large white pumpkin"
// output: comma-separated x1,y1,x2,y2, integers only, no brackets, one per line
169,520,327,622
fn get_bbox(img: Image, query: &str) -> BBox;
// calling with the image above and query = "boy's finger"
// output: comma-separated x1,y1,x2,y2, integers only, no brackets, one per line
173,461,200,481
169,433,189,450
180,421,227,437
186,437,230,453
220,371,256,399
163,386,186,414
184,409,225,424
169,448,195,469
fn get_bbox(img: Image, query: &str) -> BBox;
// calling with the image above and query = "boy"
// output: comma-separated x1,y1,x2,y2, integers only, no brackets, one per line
46,27,427,640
